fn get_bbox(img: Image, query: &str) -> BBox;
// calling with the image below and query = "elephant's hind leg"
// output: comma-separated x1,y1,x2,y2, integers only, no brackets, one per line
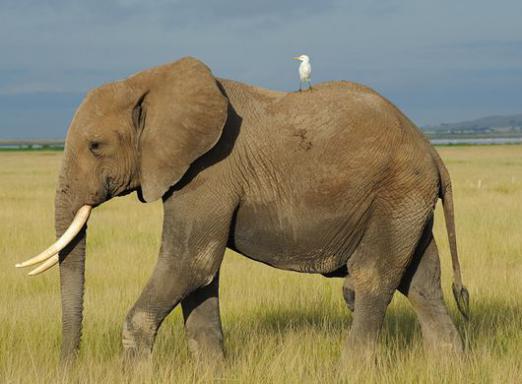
182,271,225,362
398,229,463,354
342,252,401,360
341,205,429,363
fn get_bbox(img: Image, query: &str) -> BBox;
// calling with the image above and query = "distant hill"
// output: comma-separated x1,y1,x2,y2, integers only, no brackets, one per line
423,113,522,137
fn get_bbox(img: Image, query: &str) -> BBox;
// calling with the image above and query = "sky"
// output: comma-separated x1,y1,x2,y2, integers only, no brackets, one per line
0,0,521,139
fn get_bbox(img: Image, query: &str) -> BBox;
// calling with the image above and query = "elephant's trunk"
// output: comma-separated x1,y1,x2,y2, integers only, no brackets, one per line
55,189,88,361
15,182,92,360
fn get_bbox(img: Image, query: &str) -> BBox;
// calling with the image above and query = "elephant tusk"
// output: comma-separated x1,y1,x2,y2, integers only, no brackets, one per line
28,255,59,276
15,205,92,271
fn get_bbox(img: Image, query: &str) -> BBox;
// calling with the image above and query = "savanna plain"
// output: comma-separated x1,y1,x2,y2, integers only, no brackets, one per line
0,146,521,383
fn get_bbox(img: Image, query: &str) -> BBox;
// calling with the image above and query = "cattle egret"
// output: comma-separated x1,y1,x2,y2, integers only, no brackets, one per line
293,54,312,91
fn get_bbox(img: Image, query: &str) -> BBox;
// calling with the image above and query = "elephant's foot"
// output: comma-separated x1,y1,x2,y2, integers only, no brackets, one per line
121,348,153,382
342,346,376,367
338,339,379,378
121,335,154,380
187,334,225,363
339,316,384,373
183,318,225,374
122,344,153,362
421,324,464,357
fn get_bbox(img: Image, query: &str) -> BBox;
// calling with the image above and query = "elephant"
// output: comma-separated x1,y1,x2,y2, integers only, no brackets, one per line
17,57,469,365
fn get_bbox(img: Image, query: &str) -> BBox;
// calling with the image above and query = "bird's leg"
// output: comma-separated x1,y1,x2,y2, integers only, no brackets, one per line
308,80,313,91
298,81,302,92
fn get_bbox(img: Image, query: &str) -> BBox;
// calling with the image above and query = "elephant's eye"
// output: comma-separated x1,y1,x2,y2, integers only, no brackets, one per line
89,141,102,154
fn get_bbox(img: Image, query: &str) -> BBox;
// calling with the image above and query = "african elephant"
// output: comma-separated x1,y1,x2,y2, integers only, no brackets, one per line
17,57,469,364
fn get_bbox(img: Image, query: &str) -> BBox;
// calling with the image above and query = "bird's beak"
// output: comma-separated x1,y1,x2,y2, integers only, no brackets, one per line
293,57,300,60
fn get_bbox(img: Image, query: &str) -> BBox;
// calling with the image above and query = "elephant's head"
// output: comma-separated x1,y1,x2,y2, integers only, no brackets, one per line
16,57,228,360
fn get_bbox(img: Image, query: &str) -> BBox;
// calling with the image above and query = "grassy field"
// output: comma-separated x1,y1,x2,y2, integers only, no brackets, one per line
1,146,521,383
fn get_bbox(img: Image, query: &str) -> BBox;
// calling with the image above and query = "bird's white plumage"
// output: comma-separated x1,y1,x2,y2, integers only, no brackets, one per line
297,55,311,82
293,54,312,91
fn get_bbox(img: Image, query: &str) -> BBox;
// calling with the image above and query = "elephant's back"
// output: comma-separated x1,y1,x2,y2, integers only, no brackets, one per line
227,78,439,211
265,81,406,172
269,81,406,144
269,81,434,174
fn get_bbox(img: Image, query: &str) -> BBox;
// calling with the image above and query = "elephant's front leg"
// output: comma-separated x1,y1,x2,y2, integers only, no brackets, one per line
122,193,234,361
182,271,224,362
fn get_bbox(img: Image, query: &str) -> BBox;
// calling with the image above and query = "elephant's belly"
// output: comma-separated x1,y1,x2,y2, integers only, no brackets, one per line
231,202,370,274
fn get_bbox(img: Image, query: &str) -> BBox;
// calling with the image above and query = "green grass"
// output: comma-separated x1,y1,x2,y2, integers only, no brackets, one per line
1,146,521,383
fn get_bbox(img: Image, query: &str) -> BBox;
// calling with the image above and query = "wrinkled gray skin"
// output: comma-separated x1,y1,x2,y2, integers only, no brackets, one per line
53,57,468,364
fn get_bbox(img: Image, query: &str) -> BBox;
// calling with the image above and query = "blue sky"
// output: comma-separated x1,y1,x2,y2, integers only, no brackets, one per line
1,0,521,138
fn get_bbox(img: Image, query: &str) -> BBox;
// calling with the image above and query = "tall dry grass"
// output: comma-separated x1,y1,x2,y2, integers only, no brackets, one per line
0,146,521,383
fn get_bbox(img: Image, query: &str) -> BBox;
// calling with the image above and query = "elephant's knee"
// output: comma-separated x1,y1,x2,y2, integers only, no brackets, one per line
122,310,157,354
122,317,137,351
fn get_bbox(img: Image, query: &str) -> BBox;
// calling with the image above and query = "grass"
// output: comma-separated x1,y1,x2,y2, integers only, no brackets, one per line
0,146,521,383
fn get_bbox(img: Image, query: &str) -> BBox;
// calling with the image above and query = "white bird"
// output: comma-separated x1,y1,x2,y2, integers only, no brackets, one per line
293,54,312,91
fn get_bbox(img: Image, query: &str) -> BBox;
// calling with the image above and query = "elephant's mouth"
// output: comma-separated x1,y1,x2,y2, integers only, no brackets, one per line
136,187,147,203
116,187,139,199
15,205,92,276
105,175,140,201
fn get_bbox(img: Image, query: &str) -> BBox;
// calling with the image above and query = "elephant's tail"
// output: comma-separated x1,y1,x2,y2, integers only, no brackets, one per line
433,149,470,320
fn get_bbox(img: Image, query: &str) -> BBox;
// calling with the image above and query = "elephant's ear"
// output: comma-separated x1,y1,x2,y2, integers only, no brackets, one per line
130,57,228,202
